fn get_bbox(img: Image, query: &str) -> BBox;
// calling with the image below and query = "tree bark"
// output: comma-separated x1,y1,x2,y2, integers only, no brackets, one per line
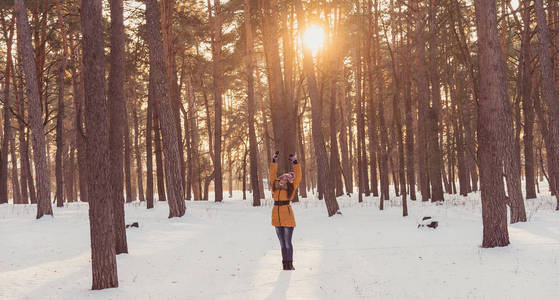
474,0,510,248
13,60,28,204
403,18,416,200
108,0,128,254
146,79,154,208
453,73,470,196
187,78,202,200
131,82,145,202
414,3,431,201
355,2,365,202
534,0,559,209
394,92,407,215
208,0,223,202
427,1,444,202
124,106,134,203
329,80,344,197
160,0,186,198
297,117,308,197
259,0,297,176
338,68,352,195
69,34,87,203
79,0,119,289
10,138,21,204
520,3,536,199
54,0,67,208
65,144,75,203
378,92,390,204
153,111,166,202
145,0,185,217
15,0,52,218
295,0,339,216
0,15,14,204
533,88,557,196
244,0,261,206
366,0,379,198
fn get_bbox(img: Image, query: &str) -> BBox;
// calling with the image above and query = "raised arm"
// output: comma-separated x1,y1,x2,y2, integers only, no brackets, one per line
290,154,302,190
269,151,279,184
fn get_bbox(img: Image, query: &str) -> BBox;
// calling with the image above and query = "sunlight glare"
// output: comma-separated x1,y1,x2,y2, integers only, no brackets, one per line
303,24,325,54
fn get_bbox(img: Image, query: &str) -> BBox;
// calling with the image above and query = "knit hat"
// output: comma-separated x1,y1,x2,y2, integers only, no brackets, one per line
279,172,295,184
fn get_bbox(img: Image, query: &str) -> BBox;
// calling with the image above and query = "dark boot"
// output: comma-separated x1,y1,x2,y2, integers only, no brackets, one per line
286,261,295,270
282,261,288,270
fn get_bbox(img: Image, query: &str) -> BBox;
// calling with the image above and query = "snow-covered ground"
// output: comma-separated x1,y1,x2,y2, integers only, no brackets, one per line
1,189,559,300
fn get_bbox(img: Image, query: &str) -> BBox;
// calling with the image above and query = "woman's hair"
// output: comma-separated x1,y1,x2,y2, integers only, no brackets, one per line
272,180,295,199
286,181,294,198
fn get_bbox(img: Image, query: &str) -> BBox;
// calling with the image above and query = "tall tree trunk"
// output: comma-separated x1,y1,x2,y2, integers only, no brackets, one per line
394,91,407,215
79,0,119,289
378,93,390,203
13,61,28,204
244,0,261,206
0,15,14,204
297,117,308,197
145,0,185,217
160,0,186,198
65,144,75,203
553,0,559,93
347,85,354,194
124,107,134,202
403,23,416,200
255,66,268,199
427,1,444,202
10,138,21,204
132,87,145,202
146,81,154,208
534,0,559,209
24,130,36,204
366,0,379,198
54,0,67,208
183,106,191,201
338,69,352,195
533,89,557,196
389,140,400,197
187,78,202,200
153,112,166,202
259,0,297,176
374,1,389,203
492,9,526,224
5,45,21,204
228,150,233,198
414,3,431,201
464,94,478,192
208,0,223,202
15,0,52,218
329,81,344,197
355,10,365,203
453,74,470,196
242,147,248,200
69,34,87,203
108,0,128,254
295,0,339,216
474,0,510,248
520,3,536,199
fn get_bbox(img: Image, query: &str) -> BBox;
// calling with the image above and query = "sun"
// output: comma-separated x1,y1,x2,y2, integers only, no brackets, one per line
303,24,325,54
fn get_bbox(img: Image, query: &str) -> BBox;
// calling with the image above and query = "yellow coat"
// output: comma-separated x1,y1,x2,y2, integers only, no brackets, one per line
270,162,302,227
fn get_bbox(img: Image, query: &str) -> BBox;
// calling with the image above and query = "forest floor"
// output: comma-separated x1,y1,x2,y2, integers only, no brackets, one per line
1,189,559,300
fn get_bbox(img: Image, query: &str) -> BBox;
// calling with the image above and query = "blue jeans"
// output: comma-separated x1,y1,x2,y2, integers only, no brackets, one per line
275,226,294,261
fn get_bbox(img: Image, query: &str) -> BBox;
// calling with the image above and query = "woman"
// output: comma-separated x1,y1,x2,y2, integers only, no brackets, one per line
270,151,302,271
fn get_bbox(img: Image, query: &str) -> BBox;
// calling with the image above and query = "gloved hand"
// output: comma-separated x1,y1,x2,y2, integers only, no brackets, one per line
289,154,298,164
272,151,279,163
